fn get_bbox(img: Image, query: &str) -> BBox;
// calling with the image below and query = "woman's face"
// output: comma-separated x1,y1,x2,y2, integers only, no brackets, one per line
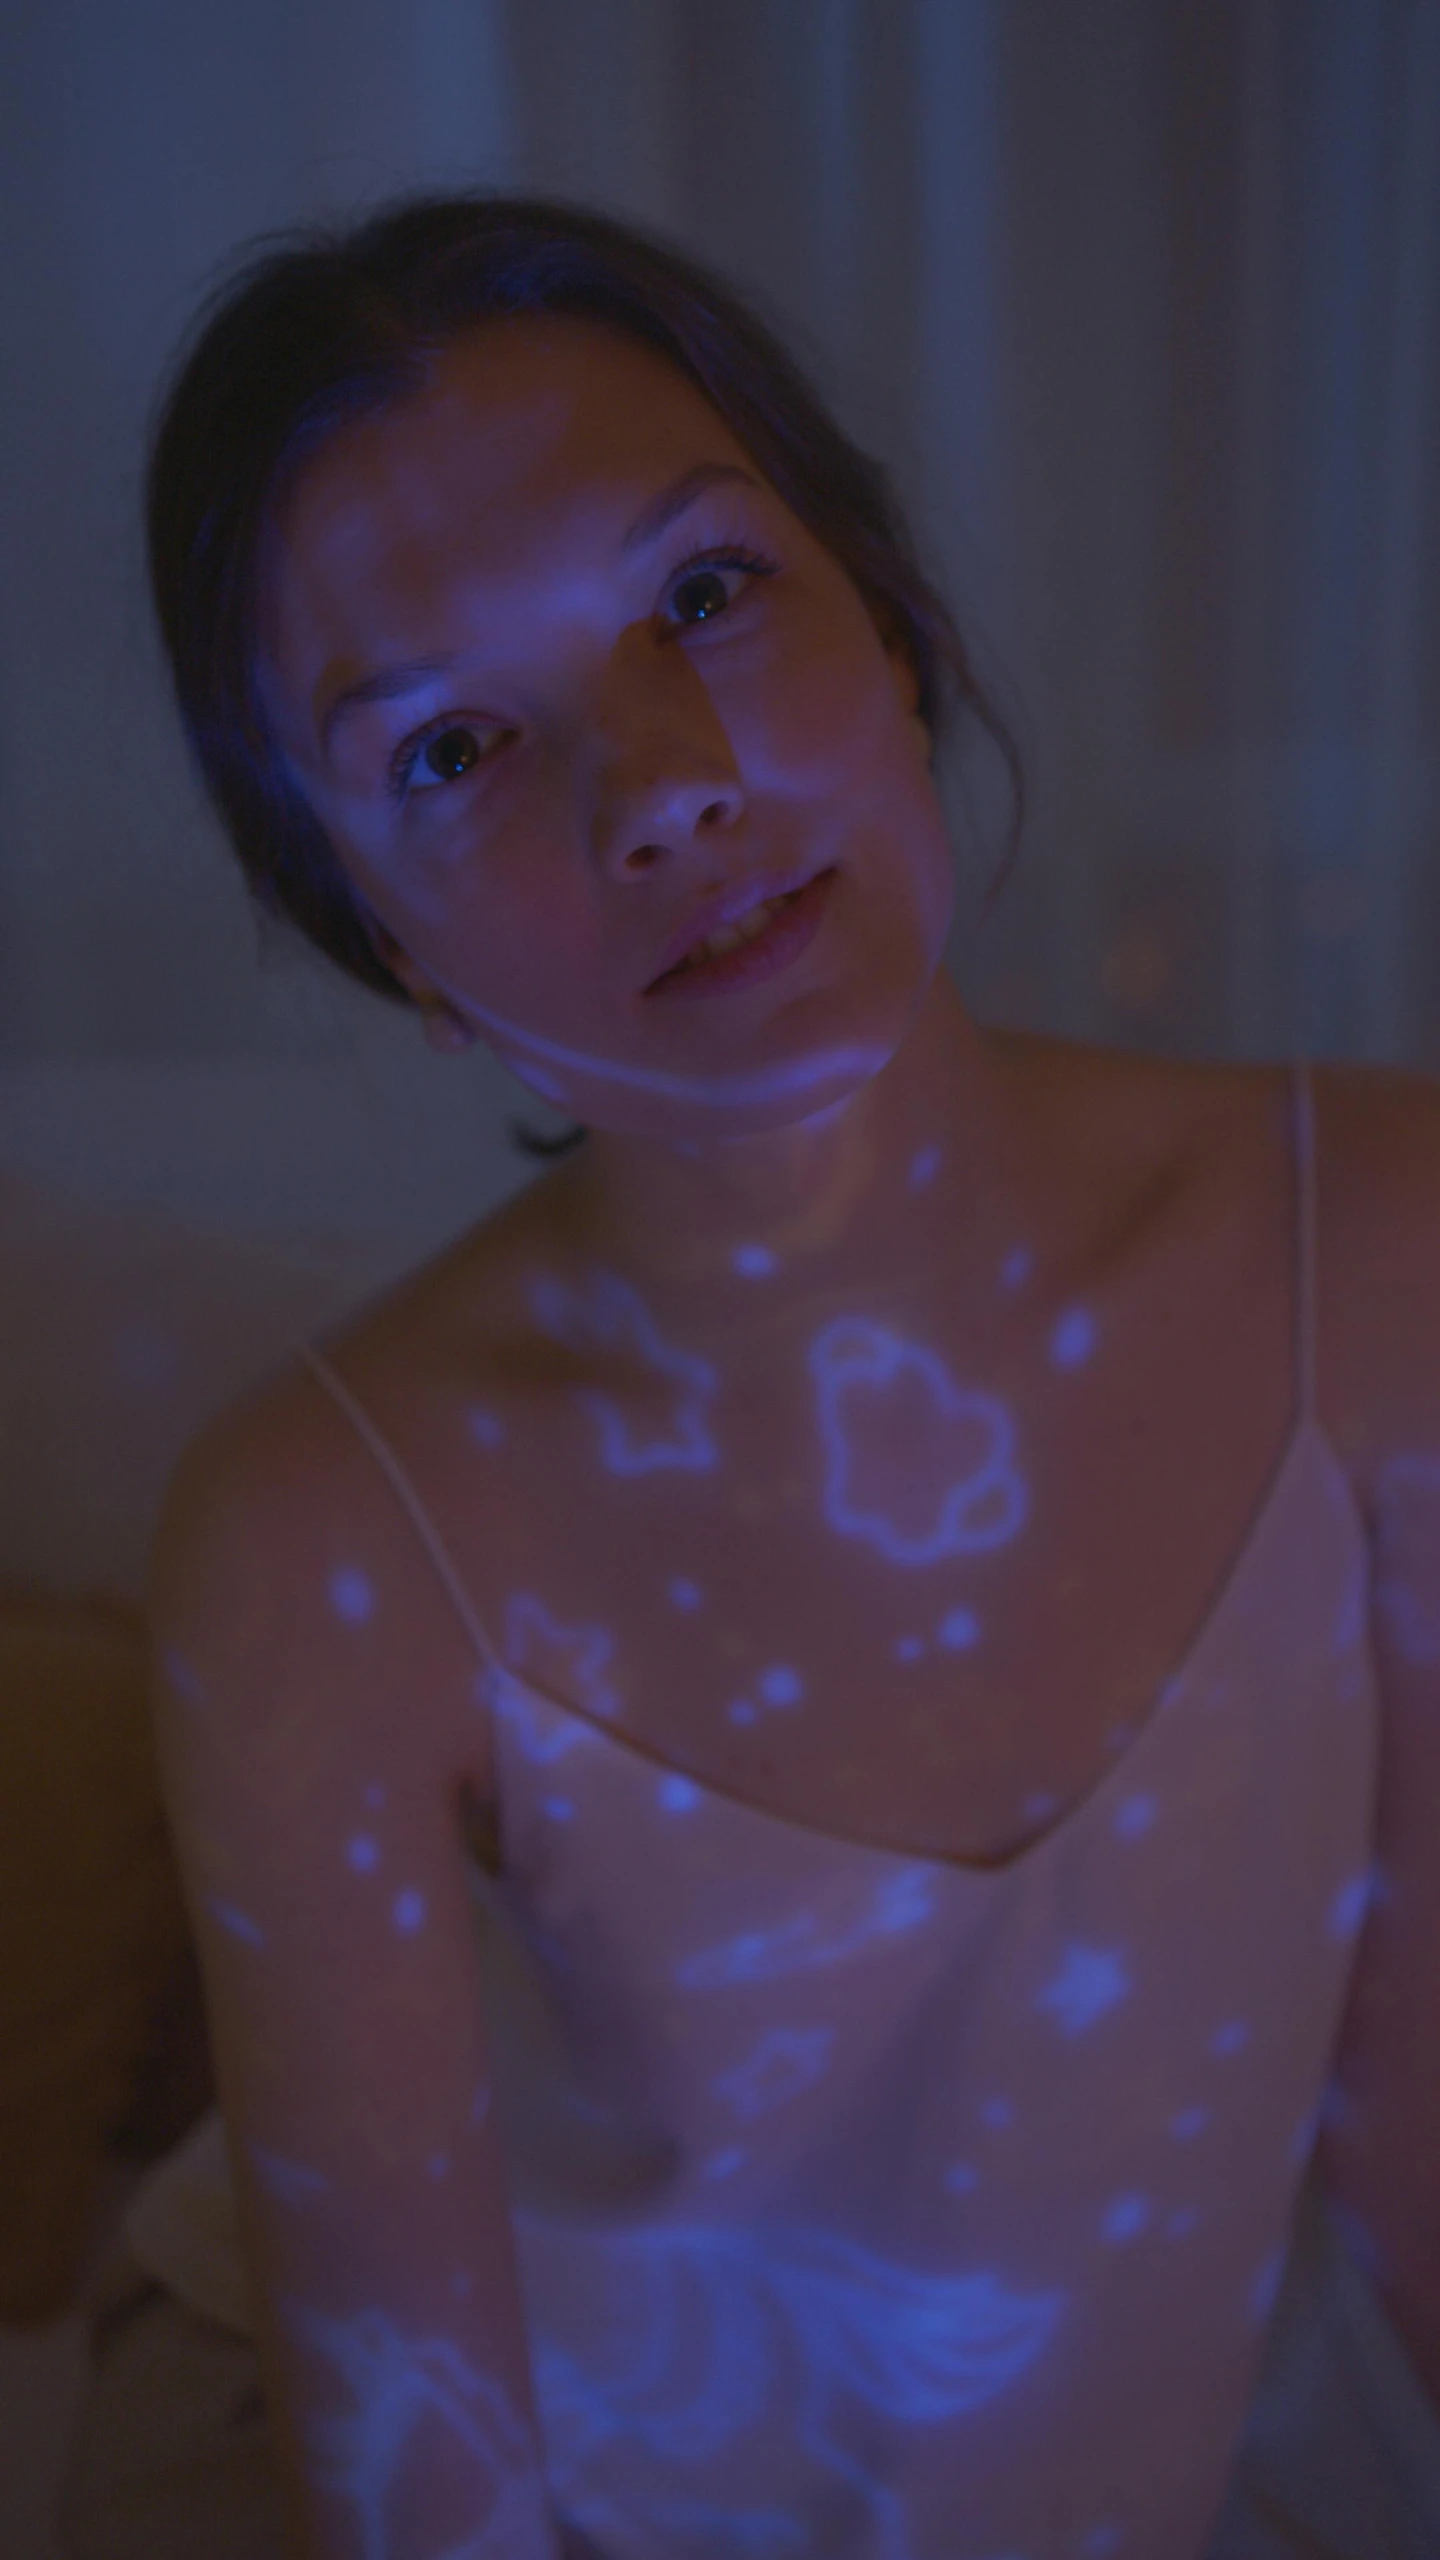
257,315,958,1147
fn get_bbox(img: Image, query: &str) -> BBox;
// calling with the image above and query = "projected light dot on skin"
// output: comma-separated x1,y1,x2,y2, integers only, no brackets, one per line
731,1241,778,1277
1211,2018,1251,2057
427,2151,450,2179
542,1796,576,1821
363,1782,386,1811
206,1896,266,1947
466,1404,508,1448
668,1577,704,1611
944,2162,980,2195
981,2097,1014,2130
757,1663,805,1707
347,1834,380,1872
392,1889,426,1932
328,1564,374,1623
1050,1305,1097,1369
893,1633,925,1662
1021,1791,1061,1824
908,1141,942,1189
1168,2206,1199,2238
727,1698,758,1726
1001,1244,1034,1291
1101,2193,1151,2243
938,1607,980,1651
1113,1791,1158,1839
658,1772,703,1814
1170,2106,1210,2140
1328,1866,1376,1940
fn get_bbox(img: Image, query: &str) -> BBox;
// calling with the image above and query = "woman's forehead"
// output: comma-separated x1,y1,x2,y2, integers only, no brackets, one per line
283,320,742,558
256,321,763,728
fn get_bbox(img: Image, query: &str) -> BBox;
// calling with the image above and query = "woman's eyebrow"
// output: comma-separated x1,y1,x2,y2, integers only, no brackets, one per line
316,460,766,763
319,659,454,765
618,460,764,556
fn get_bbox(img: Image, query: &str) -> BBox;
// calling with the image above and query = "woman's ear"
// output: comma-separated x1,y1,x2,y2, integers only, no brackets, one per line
354,899,477,1050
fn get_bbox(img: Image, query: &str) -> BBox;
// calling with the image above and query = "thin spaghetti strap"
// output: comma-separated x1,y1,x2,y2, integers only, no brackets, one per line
295,1340,506,1681
1289,1060,1318,1426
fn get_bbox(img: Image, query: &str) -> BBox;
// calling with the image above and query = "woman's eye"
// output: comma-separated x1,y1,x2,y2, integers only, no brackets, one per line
664,544,777,629
387,544,775,802
389,721,492,800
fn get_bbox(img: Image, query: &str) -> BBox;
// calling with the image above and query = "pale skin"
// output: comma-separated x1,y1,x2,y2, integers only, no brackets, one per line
256,313,1046,1368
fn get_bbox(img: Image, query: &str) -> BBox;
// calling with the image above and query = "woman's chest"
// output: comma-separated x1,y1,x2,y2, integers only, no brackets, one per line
432,1063,1311,1873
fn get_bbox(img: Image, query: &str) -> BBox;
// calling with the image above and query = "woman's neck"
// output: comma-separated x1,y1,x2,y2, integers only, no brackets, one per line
539,980,1045,1365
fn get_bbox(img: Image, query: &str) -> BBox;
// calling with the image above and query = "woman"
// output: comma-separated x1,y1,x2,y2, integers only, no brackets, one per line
57,191,1440,2560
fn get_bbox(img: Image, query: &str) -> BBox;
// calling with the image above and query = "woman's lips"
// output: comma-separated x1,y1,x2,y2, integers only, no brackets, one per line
644,865,838,1000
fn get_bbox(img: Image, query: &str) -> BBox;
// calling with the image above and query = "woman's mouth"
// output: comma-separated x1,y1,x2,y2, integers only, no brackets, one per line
645,867,838,1000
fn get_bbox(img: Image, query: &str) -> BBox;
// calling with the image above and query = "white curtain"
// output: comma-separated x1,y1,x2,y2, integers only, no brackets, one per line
0,0,1436,1236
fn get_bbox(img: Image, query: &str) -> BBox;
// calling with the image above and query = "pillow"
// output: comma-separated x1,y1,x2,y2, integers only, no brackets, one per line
0,1588,211,2327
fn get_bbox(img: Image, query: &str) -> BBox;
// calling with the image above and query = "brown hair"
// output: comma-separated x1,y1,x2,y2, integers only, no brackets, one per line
146,190,1025,1157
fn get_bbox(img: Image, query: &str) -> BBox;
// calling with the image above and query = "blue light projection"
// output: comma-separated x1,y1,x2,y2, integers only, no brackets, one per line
466,1404,508,1450
530,1269,720,1474
1032,1944,1131,2037
1101,2194,1151,2244
408,934,880,1117
171,1119,1382,2558
485,1595,622,1741
1327,1863,1379,1942
205,1895,266,1947
714,2026,836,2121
329,1565,375,1623
514,2212,1069,2560
674,1867,936,1989
808,1318,1029,1565
278,2292,553,2560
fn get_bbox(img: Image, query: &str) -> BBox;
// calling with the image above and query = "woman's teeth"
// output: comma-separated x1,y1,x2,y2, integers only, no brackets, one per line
678,888,801,971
